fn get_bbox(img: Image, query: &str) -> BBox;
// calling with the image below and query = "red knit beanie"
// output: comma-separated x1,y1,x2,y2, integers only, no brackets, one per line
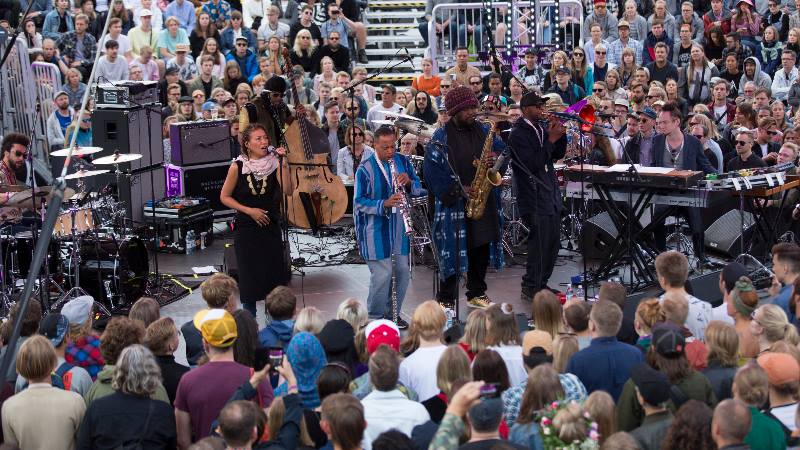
445,85,479,116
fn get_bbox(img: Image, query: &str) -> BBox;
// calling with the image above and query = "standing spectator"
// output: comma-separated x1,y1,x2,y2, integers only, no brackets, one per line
42,0,73,40
712,399,752,450
59,13,98,80
320,394,367,450
566,301,643,401
655,251,712,341
144,317,189,405
398,301,448,402
62,296,105,380
175,309,274,447
158,16,190,60
220,10,256,55
702,321,740,401
366,84,403,130
768,242,800,322
362,346,430,448
128,9,160,59
628,363,674,450
202,0,232,29
757,352,800,433
1,336,85,450
583,0,619,43
77,345,177,448
0,299,42,384
47,91,74,151
733,362,787,449
167,43,198,81
165,0,196,31
660,400,716,450
181,273,239,367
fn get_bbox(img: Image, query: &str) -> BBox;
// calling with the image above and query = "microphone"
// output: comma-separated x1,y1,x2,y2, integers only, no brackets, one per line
403,48,415,70
487,151,507,179
267,145,277,155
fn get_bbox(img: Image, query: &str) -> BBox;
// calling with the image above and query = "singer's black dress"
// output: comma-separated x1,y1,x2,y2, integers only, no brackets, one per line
232,160,288,306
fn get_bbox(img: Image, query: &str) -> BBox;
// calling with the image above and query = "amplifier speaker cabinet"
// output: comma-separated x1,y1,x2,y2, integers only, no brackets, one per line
165,162,233,218
91,107,165,223
580,212,618,260
169,120,233,166
704,210,755,257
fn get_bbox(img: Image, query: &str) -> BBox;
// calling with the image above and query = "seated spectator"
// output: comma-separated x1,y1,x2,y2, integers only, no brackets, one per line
733,362,787,449
62,296,105,380
702,321,740,401
757,352,800,434
225,36,259,82
175,309,274,447
202,0,232,29
655,251,712,341
258,286,296,349
15,313,93,396
0,299,42,384
1,335,85,450
457,309,488,361
95,39,129,82
182,273,240,366
274,332,326,408
289,5,323,48
77,345,177,448
724,276,760,358
712,399,752,450
144,317,189,405
628,362,674,450
85,316,169,405
303,363,351,448
99,18,133,60
42,0,73,40
290,29,320,75
62,67,88,109
362,346,430,448
158,16,191,60
220,10,256,55
485,305,526,386
553,335,580,374
418,345,470,424
567,300,643,401
257,6,290,43
532,290,564,340
412,58,441,98
314,30,350,74
336,298,368,333
399,301,448,402
168,43,198,81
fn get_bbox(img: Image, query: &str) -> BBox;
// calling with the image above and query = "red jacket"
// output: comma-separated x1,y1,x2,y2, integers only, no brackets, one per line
706,100,737,126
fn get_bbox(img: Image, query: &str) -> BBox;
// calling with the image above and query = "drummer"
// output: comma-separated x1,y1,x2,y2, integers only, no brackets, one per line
0,134,32,224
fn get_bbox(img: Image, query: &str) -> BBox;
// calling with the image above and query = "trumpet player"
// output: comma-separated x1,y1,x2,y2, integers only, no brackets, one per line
509,92,567,301
424,85,506,310
354,126,424,328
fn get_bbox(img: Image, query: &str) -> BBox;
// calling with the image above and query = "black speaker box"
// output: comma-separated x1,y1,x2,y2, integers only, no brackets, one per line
704,209,755,257
169,120,232,166
91,107,165,223
224,243,238,280
580,212,618,260
686,270,724,307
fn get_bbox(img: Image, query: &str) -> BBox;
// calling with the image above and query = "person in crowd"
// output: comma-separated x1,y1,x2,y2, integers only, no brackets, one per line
273,331,326,408
398,301,447,402
314,30,350,74
77,345,177,448
673,22,695,68
643,19,674,66
609,20,643,66
660,400,716,450
225,36,259,82
728,129,767,171
337,121,372,181
319,393,366,450
1,335,85,450
187,55,224,100
289,5,322,47
144,317,189,405
257,6,289,43
59,14,98,80
582,0,619,43
712,399,753,450
758,352,800,433
484,305,525,386
649,0,677,40
531,291,564,340
704,0,733,39
60,296,105,381
752,303,800,356
628,363,674,450
158,16,190,60
768,243,800,322
566,300,643,401
675,2,704,40
508,364,563,449
702,321,740,401
732,362,787,449
654,251,712,340
633,299,664,353
182,273,239,366
258,286,296,349
548,65,586,105
646,42,680,84
167,43,198,81
0,299,42,384
175,309,274,447
570,48,594,93
293,307,325,334
220,10,255,55
165,0,196,31
564,302,593,349
42,0,73,41
366,84,403,130
46,91,74,151
128,10,159,59
443,47,481,88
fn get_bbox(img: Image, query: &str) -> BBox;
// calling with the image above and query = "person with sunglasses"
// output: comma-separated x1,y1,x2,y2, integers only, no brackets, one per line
0,134,33,223
755,117,782,162
727,129,766,171
246,76,293,149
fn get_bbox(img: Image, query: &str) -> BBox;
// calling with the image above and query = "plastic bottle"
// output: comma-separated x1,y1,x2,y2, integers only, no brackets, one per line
186,230,195,255
565,284,574,302
575,283,584,302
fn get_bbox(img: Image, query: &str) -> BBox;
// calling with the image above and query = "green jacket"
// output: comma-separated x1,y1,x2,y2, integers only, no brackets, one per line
83,365,170,407
617,370,718,431
745,406,787,450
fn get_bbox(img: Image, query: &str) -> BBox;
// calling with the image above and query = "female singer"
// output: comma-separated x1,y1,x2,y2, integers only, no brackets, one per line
220,124,293,318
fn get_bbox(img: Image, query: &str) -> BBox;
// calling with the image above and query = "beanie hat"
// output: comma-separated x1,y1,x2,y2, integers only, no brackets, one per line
365,319,400,354
445,85,479,116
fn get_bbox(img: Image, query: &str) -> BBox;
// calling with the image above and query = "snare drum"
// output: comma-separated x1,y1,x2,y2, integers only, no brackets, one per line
554,163,567,188
54,207,95,237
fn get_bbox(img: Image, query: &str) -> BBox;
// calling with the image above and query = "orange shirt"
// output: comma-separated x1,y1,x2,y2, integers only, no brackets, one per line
412,75,442,97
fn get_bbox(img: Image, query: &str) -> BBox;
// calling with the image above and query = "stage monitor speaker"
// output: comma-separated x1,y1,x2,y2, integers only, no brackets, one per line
704,210,755,258
91,107,165,224
165,162,232,218
224,244,238,280
580,212,618,260
686,270,724,308
169,120,233,166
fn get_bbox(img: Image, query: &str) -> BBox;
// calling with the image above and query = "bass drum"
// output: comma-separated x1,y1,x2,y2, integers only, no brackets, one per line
78,236,149,309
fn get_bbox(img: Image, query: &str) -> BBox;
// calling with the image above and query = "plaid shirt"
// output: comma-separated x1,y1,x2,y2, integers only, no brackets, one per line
58,31,97,65
502,373,588,424
65,334,105,381
608,37,643,66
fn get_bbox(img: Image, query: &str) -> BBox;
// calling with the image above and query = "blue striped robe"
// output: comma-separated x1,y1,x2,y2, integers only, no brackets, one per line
354,153,425,261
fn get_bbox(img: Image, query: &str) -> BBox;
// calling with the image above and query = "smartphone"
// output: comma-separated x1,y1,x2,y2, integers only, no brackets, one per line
269,347,284,370
254,347,270,371
479,383,500,399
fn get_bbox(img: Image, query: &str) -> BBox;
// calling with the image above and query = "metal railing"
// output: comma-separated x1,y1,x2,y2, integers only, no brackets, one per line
428,0,583,72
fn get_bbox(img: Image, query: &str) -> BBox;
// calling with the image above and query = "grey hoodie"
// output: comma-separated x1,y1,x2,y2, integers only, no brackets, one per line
739,56,772,91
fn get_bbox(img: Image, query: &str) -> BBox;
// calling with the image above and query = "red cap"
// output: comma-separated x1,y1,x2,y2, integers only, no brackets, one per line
365,319,400,354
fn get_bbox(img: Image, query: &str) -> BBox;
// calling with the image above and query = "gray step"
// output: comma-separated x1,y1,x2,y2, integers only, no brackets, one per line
366,23,418,30
364,10,424,19
365,47,425,56
364,33,422,43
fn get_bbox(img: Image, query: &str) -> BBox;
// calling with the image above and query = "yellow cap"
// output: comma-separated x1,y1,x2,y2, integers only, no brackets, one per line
193,309,238,348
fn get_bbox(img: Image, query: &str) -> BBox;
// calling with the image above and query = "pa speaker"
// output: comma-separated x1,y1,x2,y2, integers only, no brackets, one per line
580,212,618,260
705,210,755,257
686,270,724,307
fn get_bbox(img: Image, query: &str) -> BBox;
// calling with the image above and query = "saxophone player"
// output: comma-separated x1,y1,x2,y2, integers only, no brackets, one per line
354,126,424,329
424,85,507,310
508,91,567,301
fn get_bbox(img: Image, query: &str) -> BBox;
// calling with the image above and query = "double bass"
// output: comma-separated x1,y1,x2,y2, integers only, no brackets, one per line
280,48,348,230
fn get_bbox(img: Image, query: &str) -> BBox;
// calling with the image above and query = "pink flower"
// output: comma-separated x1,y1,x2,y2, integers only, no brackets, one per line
542,417,551,426
589,430,600,441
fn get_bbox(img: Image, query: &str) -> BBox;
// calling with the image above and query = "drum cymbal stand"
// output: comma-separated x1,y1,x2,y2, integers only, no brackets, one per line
0,226,15,318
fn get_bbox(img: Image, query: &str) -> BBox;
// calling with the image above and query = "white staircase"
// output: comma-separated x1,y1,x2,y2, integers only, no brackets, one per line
362,0,427,83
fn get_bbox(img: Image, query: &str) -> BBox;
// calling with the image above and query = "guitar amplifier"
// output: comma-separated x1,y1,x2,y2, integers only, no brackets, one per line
165,162,234,219
94,81,159,108
170,120,233,166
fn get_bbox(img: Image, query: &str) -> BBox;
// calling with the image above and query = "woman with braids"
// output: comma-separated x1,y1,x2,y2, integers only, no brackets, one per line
220,124,293,319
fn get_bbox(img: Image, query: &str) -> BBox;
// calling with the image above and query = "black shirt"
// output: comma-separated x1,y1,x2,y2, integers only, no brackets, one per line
726,152,767,171
646,61,680,84
676,43,692,68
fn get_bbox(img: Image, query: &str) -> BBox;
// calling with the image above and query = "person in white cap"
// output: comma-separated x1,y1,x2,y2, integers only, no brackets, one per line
133,0,162,31
46,91,74,152
128,8,160,58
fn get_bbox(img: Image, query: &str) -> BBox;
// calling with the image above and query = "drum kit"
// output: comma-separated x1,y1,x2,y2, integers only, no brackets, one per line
0,146,151,316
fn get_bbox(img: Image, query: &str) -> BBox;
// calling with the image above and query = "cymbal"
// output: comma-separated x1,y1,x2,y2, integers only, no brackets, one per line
0,185,28,193
383,112,424,122
394,118,436,139
92,153,143,165
50,146,104,157
371,120,396,127
63,169,110,180
6,186,76,206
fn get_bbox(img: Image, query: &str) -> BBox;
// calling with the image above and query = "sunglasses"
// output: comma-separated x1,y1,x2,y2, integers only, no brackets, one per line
736,140,749,146
236,43,247,46
353,131,364,136
14,151,27,158
573,53,584,57
767,130,779,135
330,10,340,14
692,134,704,139
347,107,358,110
593,88,604,92
441,84,451,88
300,36,310,39
470,81,482,85
595,51,606,55
193,94,203,98
329,36,339,40
82,118,91,122
270,92,282,97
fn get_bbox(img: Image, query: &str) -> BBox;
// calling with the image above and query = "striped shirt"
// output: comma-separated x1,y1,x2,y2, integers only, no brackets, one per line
354,153,425,261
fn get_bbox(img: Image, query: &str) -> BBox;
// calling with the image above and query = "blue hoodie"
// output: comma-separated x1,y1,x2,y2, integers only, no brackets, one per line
258,319,295,349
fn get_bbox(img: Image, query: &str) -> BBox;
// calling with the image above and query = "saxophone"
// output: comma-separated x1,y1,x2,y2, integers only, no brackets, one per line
465,121,503,220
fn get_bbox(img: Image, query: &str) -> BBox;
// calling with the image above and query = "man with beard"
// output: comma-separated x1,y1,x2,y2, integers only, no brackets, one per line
629,82,647,111
248,76,307,151
423,86,506,310
314,30,350,73
46,91,74,152
509,92,567,300
0,134,31,223
739,57,772,92
706,79,736,131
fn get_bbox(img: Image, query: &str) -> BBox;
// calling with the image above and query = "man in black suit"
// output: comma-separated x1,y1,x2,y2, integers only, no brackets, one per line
651,102,717,264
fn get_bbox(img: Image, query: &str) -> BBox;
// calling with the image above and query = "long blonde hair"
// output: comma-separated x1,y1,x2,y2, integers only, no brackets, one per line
293,29,317,56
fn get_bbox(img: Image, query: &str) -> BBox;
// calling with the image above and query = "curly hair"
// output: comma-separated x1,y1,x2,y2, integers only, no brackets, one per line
659,400,715,450
100,317,146,365
112,344,162,397
12,298,42,337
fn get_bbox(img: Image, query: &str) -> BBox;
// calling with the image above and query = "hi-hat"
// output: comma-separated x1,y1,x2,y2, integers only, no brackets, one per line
64,169,110,180
371,120,396,127
6,186,76,206
383,112,423,122
394,118,436,139
51,146,104,157
92,153,143,165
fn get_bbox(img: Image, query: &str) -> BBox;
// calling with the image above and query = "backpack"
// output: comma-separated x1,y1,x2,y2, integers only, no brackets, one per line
21,361,73,391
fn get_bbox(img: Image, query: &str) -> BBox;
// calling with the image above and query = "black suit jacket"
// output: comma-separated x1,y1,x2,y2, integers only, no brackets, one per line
651,133,718,174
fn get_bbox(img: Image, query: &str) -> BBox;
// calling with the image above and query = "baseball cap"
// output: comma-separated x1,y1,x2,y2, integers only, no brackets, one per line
235,36,249,43
630,363,671,405
522,330,554,355
652,322,686,357
365,319,400,354
520,91,547,108
467,398,505,431
39,313,69,347
60,295,93,326
640,107,658,119
618,19,630,28
722,262,749,293
54,90,69,100
193,309,237,347
653,100,665,107
758,352,800,385
164,66,179,76
614,98,630,108
202,101,217,111
178,95,193,104
139,8,152,16
556,65,571,75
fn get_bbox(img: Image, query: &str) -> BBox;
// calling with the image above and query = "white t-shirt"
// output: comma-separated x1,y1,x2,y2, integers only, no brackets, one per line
489,344,527,387
366,103,404,131
658,293,712,342
711,303,734,326
713,104,728,127
770,403,798,432
99,33,132,58
398,344,447,402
